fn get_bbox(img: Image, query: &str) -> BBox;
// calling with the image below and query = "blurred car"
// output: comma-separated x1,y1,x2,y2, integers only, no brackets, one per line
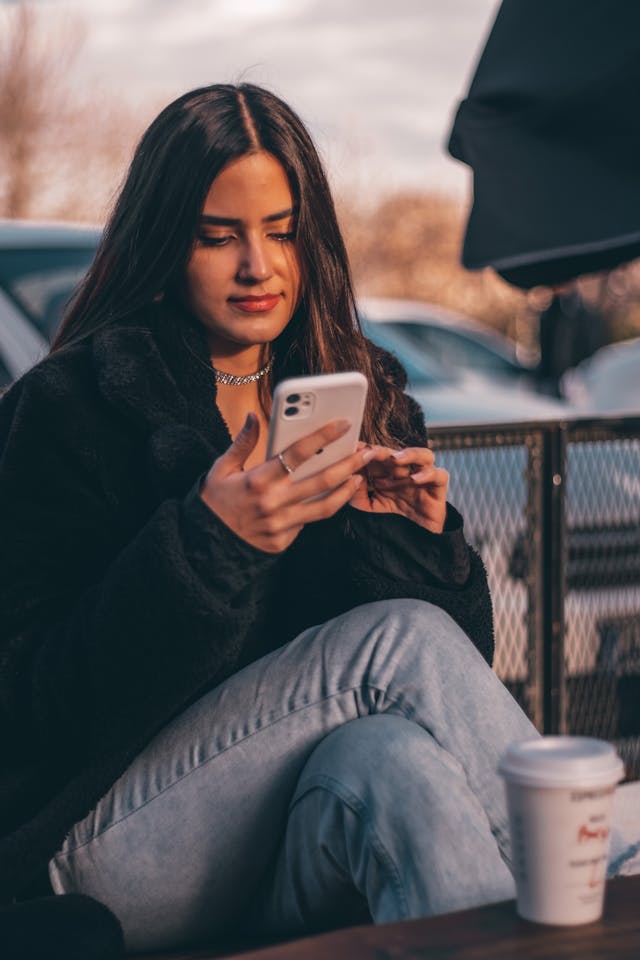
359,295,538,385
561,337,640,416
360,305,569,426
0,219,101,385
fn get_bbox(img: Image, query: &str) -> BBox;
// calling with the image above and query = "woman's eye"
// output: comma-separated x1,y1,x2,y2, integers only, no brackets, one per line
270,231,296,242
197,235,233,247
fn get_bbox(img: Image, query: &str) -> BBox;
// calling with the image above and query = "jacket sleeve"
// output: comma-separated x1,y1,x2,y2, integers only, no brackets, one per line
0,371,278,765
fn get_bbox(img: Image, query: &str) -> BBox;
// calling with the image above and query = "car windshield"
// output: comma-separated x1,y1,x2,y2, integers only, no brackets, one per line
360,317,453,387
0,247,96,340
384,320,521,375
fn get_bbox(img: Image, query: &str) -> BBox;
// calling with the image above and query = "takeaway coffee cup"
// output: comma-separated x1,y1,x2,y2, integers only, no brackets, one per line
498,736,624,925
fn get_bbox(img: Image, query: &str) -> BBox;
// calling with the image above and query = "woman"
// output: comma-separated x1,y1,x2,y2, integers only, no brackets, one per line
1,82,541,955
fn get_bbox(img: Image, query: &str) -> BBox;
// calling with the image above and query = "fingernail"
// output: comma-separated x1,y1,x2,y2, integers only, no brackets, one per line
353,474,364,486
334,419,351,434
392,449,408,459
362,447,376,463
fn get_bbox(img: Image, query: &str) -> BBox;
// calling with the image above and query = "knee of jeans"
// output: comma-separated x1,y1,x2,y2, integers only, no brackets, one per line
337,598,483,676
357,599,473,653
290,715,449,809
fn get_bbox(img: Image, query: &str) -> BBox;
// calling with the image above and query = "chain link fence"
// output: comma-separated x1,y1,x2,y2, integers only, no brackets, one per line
428,416,640,781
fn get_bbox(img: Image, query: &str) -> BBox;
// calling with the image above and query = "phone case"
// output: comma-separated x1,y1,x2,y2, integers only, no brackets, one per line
266,371,368,481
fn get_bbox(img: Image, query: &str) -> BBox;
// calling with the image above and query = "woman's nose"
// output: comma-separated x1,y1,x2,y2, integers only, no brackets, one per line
237,238,273,283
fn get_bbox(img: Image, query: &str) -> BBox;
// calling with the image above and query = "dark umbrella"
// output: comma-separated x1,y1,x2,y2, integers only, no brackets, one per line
447,0,640,289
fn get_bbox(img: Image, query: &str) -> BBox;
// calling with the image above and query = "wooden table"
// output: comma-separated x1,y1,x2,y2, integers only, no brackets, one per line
140,875,640,960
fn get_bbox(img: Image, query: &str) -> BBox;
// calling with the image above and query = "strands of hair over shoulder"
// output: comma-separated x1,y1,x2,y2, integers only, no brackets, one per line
53,83,412,446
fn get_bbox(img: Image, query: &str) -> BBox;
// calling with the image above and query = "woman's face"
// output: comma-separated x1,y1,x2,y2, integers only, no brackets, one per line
185,151,302,359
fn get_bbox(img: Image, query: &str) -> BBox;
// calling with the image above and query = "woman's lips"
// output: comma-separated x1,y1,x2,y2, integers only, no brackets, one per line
229,294,281,313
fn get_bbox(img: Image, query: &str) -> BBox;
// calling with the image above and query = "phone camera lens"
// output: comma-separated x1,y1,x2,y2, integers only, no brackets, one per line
284,406,298,417
286,393,300,403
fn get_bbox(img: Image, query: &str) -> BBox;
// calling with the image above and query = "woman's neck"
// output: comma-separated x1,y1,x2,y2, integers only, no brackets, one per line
215,380,270,469
209,344,267,378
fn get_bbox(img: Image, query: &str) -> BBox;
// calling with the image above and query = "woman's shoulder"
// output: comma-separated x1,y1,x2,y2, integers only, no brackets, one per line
0,358,111,513
1,338,95,422
0,312,155,454
1,303,177,425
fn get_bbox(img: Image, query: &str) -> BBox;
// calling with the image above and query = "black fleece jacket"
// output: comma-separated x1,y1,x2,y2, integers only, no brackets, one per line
0,300,494,906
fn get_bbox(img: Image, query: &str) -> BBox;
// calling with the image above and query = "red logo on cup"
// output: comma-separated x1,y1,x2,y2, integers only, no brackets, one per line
577,824,610,843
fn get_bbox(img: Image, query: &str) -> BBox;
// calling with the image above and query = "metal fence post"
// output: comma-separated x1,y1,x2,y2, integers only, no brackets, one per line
524,432,545,732
542,423,568,734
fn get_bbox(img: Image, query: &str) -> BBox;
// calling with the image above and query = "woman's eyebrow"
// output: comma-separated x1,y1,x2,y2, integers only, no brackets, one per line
199,207,297,227
263,207,297,223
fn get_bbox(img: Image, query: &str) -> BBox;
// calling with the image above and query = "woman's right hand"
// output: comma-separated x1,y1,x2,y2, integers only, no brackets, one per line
199,413,374,553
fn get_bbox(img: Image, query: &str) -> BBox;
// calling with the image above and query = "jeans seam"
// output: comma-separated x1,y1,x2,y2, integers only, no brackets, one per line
61,684,398,855
291,774,411,921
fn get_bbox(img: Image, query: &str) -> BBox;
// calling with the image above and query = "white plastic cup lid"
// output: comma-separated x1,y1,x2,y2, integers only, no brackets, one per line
498,736,625,788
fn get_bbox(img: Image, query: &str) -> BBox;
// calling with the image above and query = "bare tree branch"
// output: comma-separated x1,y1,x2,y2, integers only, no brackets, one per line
0,3,84,217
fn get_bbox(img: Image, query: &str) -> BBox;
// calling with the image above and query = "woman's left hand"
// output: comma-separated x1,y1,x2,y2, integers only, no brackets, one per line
349,444,449,534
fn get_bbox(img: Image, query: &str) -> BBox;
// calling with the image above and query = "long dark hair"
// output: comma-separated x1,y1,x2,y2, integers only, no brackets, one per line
53,83,412,445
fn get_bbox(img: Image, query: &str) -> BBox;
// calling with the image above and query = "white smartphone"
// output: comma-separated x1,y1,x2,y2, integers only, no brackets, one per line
266,371,368,482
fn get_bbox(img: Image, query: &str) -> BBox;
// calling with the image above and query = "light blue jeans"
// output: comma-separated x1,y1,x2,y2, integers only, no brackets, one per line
47,601,552,950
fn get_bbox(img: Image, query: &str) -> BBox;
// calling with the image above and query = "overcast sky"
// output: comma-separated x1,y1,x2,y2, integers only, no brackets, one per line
6,0,501,198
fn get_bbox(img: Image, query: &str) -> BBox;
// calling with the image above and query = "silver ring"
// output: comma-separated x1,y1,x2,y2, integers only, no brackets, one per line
277,451,295,475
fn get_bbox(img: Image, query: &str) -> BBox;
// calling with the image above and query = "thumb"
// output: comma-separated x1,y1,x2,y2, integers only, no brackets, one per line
217,412,260,475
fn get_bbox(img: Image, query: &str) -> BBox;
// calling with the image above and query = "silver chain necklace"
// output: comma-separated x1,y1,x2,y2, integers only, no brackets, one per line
212,355,274,386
